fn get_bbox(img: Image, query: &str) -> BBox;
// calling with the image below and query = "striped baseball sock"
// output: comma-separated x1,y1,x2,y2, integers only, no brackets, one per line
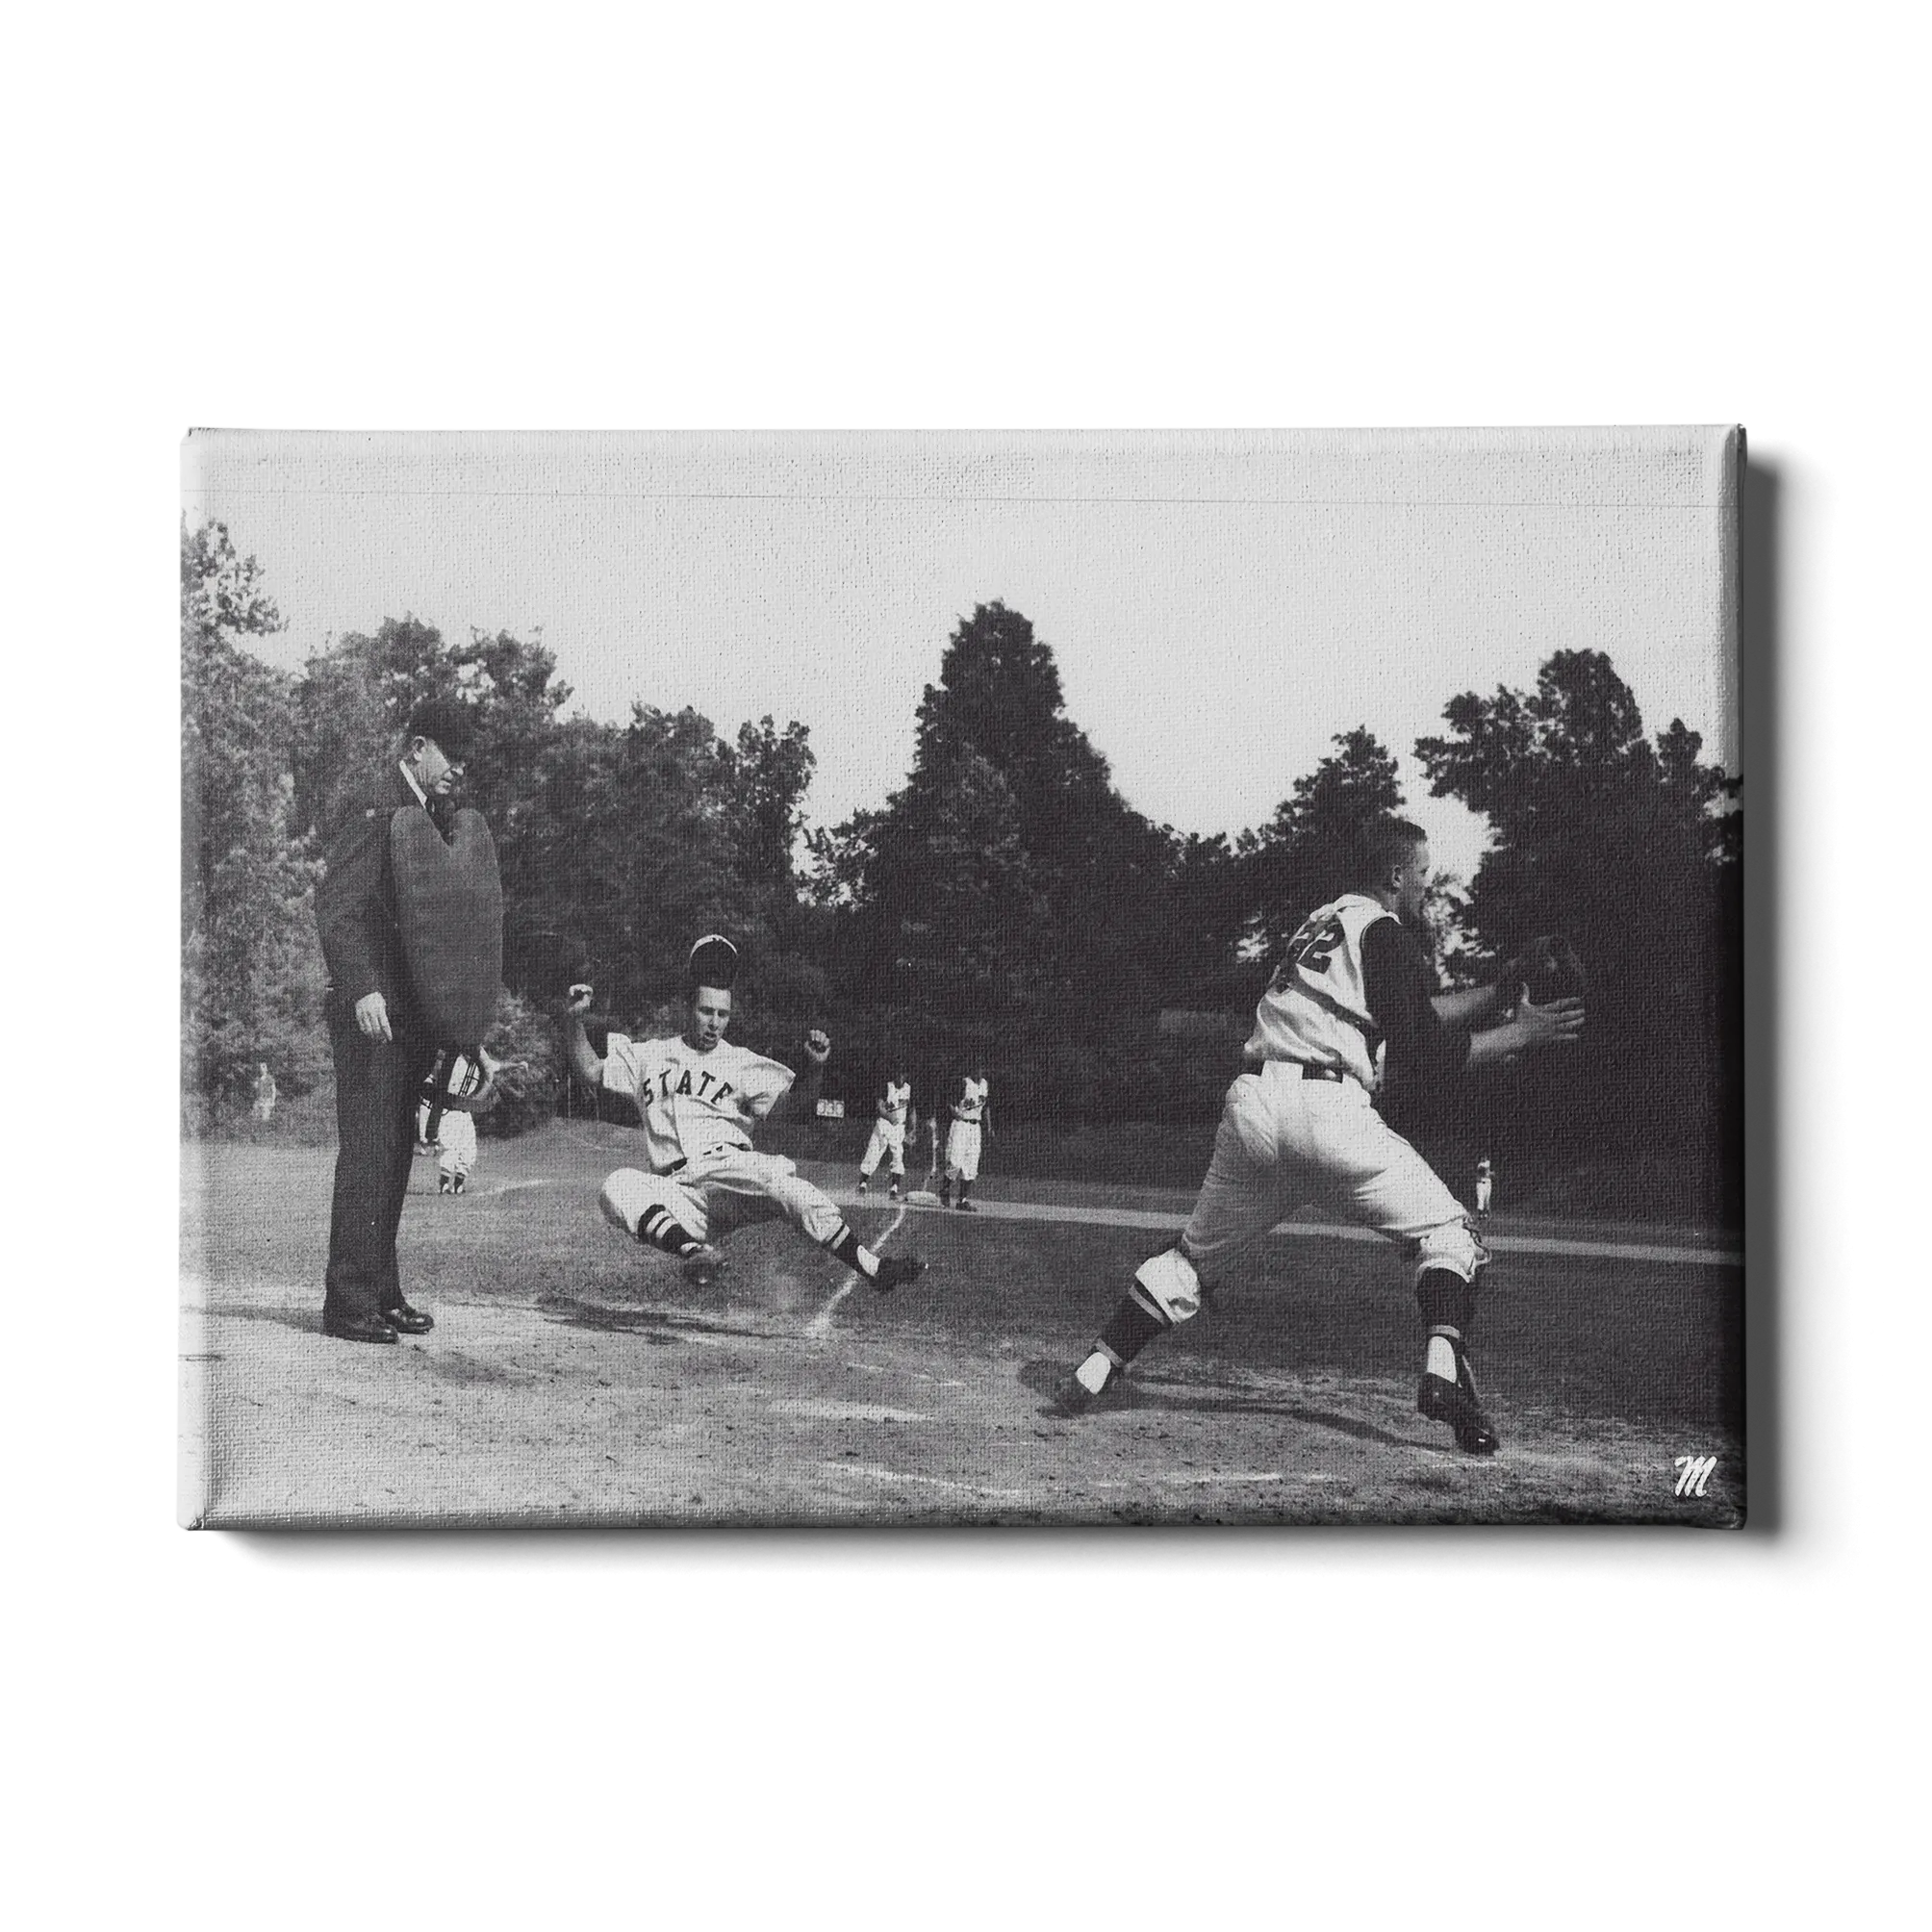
1073,1295,1171,1392
635,1206,706,1258
826,1222,881,1280
1417,1267,1478,1379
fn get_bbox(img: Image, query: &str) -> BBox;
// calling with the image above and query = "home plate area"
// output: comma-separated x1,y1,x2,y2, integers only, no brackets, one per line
180,1139,1743,1527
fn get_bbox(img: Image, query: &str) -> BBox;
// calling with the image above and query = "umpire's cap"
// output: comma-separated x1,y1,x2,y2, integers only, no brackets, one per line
405,696,480,761
687,934,740,991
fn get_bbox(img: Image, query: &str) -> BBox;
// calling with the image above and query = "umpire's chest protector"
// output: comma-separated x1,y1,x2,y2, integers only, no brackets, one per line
390,805,504,1045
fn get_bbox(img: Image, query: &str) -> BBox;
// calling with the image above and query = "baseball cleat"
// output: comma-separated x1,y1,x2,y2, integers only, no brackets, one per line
888,1182,901,1200
681,1243,726,1290
1049,1365,1132,1417
856,1178,870,1195
1417,1352,1499,1456
452,1173,466,1195
870,1254,927,1293
953,1197,978,1211
437,1175,452,1194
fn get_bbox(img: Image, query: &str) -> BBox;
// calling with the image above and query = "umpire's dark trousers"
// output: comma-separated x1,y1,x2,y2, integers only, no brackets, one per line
323,991,436,1324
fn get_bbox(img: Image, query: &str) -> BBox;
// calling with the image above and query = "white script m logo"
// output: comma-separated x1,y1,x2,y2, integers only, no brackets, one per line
1674,1455,1717,1498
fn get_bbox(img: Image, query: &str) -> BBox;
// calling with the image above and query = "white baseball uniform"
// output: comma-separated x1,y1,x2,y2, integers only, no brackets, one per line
1131,893,1483,1329
860,1080,913,1179
945,1076,989,1181
596,1030,844,1246
1474,1163,1494,1214
418,1101,478,1181
418,1049,492,1182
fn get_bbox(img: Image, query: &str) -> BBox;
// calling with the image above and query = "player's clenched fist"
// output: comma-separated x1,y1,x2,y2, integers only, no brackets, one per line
802,1029,831,1066
566,982,595,1016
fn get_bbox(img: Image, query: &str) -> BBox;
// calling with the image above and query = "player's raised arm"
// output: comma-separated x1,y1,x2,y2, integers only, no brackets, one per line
1431,981,1509,1029
758,1030,831,1123
560,983,606,1088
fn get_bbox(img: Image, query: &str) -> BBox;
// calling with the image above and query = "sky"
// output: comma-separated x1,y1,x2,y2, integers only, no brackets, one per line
182,427,1740,887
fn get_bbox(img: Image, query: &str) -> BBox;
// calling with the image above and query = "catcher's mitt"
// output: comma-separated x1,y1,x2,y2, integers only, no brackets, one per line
1523,933,1589,1003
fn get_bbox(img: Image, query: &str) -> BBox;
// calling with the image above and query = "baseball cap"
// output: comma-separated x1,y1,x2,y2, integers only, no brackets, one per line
405,696,480,761
687,934,740,990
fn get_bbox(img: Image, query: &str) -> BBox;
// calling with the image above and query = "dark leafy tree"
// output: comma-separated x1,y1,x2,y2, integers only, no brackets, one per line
181,521,329,1106
1238,726,1409,956
1415,648,1741,1204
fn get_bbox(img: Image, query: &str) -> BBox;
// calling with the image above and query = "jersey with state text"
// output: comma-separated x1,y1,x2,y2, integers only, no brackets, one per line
601,1030,794,1171
952,1076,988,1123
878,1080,912,1124
1245,893,1396,1092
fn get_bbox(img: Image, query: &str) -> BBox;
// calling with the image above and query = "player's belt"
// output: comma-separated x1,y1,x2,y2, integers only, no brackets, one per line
1298,1062,1346,1083
664,1142,752,1174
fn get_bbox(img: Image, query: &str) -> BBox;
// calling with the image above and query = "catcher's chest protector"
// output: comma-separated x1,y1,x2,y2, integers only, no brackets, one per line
390,805,504,1046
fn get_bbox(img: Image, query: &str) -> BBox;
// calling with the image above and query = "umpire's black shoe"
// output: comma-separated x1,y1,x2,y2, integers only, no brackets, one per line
871,1254,928,1293
1417,1353,1499,1456
382,1299,435,1335
953,1198,978,1212
322,1311,399,1345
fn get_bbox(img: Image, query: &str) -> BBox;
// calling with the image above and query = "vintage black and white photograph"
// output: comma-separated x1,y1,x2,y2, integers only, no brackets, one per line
180,427,1744,1527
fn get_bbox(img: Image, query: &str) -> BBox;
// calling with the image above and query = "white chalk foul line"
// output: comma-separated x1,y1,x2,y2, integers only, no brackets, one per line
484,1174,1737,1268
804,1201,910,1339
877,1193,1740,1269
820,1461,1033,1502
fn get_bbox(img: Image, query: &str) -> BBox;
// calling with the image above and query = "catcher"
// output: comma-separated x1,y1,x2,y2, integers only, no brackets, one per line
416,1045,528,1194
562,936,926,1295
1052,817,1585,1455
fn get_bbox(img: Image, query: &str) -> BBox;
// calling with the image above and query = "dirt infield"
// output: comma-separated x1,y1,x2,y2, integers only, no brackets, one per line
180,1127,1744,1528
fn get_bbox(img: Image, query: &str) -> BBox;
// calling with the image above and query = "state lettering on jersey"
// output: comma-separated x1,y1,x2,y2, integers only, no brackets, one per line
602,1030,789,1172
1246,893,1393,1092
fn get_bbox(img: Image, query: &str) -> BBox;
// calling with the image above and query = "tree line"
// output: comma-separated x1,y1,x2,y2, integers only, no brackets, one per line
182,521,1741,1204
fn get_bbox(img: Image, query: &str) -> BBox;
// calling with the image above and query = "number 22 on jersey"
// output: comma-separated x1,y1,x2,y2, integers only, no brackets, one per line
1272,913,1345,987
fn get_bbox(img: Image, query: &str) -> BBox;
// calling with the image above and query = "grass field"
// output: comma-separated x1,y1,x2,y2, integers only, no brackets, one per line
179,1123,1744,1528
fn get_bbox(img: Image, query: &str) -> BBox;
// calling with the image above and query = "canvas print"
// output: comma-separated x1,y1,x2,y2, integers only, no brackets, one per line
179,427,1745,1527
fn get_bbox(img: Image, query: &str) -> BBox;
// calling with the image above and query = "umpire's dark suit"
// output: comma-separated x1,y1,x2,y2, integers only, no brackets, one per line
316,763,438,1327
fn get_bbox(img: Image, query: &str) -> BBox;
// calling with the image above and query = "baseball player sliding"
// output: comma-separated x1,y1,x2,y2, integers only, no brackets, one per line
856,1070,915,1200
1051,817,1585,1455
939,1065,992,1210
562,936,926,1296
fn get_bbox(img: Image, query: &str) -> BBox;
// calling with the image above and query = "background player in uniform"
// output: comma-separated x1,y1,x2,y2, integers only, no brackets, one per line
857,1070,915,1200
939,1065,992,1210
249,1061,278,1125
1474,1156,1494,1216
562,936,926,1294
1052,817,1584,1454
417,1046,525,1194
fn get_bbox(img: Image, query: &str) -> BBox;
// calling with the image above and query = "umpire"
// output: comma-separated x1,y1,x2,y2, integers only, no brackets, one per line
315,698,476,1343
